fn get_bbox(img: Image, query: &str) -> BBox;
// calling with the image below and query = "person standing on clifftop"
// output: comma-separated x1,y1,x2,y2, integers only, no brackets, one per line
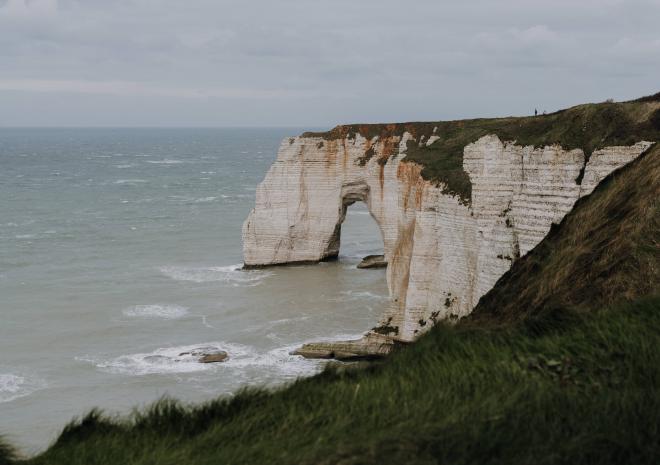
535,108,538,116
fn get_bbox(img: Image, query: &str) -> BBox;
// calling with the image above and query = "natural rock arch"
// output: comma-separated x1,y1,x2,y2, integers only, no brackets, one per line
243,131,652,355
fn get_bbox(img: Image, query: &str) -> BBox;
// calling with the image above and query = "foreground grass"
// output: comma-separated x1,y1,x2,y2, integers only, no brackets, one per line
17,296,659,465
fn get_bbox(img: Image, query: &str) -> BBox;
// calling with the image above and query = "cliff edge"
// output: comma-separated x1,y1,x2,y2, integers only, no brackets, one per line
243,94,660,356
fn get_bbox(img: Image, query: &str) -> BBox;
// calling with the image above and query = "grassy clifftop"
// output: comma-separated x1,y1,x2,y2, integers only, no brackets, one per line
304,93,660,203
8,118,659,465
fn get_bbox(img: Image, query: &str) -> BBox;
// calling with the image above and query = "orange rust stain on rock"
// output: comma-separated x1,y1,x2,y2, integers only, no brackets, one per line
379,163,385,193
397,162,425,212
325,139,338,170
377,136,399,165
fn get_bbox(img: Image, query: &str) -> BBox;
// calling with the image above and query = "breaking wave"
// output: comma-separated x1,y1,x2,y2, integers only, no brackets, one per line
0,372,46,403
122,304,190,319
78,341,321,379
159,264,272,286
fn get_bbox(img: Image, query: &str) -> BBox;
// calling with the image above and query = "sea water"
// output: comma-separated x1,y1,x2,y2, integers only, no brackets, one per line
0,128,387,453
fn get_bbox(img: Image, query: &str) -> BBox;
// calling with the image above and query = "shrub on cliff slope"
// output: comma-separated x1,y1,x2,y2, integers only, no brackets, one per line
13,138,659,465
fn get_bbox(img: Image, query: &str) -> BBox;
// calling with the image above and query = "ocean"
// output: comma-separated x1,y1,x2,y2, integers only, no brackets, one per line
0,128,387,453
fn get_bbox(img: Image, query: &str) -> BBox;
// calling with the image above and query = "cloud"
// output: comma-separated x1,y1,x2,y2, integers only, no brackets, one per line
0,0,658,126
0,0,57,18
0,78,313,99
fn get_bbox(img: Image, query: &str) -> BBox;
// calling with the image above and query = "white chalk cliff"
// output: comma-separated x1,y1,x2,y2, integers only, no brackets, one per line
243,124,653,356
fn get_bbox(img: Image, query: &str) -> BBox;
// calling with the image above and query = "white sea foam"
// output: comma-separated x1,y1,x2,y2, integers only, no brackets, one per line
332,290,389,302
79,342,243,376
347,210,371,216
226,343,321,379
0,372,46,403
114,179,148,185
146,159,184,165
159,264,271,286
80,341,320,378
193,196,217,203
122,304,190,319
342,290,388,299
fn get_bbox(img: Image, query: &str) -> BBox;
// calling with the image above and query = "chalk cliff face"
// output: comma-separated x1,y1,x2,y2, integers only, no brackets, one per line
243,116,655,352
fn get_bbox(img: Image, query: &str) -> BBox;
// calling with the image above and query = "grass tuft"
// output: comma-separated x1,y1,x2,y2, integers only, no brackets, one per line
0,438,17,465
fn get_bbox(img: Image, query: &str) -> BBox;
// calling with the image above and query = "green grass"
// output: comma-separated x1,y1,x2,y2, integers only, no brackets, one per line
0,439,16,465
16,296,660,465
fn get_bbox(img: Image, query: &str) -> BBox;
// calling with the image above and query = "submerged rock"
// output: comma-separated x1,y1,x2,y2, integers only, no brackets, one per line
357,254,387,269
198,352,228,363
179,347,228,363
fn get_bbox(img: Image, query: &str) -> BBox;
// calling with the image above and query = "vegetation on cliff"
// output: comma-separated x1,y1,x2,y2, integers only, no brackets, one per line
304,93,660,204
7,126,659,465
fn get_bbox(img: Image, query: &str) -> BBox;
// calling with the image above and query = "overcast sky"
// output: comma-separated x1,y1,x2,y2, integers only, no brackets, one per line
1,0,659,127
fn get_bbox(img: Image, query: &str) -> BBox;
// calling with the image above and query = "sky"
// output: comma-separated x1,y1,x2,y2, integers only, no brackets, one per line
0,0,659,127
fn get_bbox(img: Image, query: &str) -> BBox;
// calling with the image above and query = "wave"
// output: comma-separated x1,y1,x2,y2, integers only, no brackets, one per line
0,372,46,403
122,304,190,319
78,330,386,380
220,194,253,200
146,159,184,165
330,290,389,302
159,264,272,286
77,343,237,376
114,179,148,185
347,210,372,216
226,343,321,379
79,341,320,378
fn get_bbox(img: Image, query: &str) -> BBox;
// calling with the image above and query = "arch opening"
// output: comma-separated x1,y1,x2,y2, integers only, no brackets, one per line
334,200,386,268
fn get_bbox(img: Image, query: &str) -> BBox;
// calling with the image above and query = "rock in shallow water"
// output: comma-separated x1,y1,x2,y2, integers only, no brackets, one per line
357,254,387,269
198,352,228,363
179,347,229,363
292,334,398,361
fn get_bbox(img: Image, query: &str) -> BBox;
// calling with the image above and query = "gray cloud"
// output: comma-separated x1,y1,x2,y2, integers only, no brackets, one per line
0,0,659,127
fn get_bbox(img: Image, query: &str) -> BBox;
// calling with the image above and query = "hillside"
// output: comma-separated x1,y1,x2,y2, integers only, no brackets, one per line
470,142,659,325
3,116,658,464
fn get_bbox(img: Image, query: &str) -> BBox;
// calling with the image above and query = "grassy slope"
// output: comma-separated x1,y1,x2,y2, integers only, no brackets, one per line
0,440,16,465
16,133,660,464
470,142,659,326
304,93,660,203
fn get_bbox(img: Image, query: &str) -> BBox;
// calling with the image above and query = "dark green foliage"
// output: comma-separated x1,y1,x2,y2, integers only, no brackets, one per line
632,91,660,103
21,297,660,465
356,145,375,166
0,438,17,465
372,317,399,335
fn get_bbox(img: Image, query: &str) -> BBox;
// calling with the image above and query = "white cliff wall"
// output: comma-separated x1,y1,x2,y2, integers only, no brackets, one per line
243,132,652,341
